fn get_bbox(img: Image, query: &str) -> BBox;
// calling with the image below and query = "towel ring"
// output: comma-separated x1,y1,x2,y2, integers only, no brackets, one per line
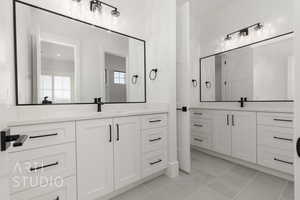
192,79,198,87
149,68,158,80
131,75,139,84
205,81,212,89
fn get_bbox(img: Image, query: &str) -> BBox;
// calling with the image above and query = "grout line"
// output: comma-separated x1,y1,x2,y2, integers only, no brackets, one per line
231,172,259,200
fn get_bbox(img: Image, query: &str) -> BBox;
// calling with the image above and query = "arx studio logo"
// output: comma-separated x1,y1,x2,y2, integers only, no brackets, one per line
12,161,64,189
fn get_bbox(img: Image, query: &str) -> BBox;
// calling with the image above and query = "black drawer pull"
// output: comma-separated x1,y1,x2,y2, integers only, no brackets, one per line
149,137,162,142
273,119,293,122
150,159,162,165
109,125,112,143
274,158,293,165
30,162,59,172
29,133,58,139
273,136,293,142
54,196,60,200
194,113,203,115
193,124,203,127
149,120,162,123
194,138,203,142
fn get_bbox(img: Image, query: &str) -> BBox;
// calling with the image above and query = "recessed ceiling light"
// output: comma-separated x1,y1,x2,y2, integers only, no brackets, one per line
57,53,61,57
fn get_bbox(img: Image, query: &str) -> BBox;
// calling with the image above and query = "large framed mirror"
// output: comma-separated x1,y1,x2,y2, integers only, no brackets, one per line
200,32,294,102
14,1,146,105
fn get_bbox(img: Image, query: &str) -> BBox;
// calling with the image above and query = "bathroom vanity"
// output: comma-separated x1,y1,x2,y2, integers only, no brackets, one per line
7,109,169,200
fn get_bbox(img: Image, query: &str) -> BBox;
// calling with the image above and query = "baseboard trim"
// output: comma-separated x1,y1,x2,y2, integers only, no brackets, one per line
192,146,294,182
166,161,179,178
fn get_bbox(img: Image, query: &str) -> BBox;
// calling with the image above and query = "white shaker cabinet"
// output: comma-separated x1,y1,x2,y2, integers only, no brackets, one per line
76,119,114,200
113,117,141,190
76,116,141,199
212,111,232,156
231,111,257,163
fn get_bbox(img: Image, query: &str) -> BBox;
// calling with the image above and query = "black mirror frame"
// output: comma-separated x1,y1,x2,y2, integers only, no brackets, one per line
199,31,295,103
13,0,147,106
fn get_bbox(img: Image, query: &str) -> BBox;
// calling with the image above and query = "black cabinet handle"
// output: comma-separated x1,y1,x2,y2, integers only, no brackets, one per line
116,124,120,141
227,114,230,126
194,138,203,142
150,159,162,165
149,120,162,123
54,196,60,200
232,115,235,126
193,124,203,127
297,138,300,158
109,125,112,143
30,162,59,172
273,136,293,142
29,133,58,139
274,158,293,165
194,113,203,115
273,119,293,122
149,137,162,142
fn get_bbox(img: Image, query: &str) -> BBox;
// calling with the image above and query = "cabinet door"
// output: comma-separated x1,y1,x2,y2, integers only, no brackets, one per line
114,117,141,190
213,111,232,156
231,111,257,163
76,119,114,200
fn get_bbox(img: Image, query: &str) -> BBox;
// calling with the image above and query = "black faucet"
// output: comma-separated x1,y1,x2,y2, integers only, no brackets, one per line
42,96,52,104
239,97,248,108
94,97,104,112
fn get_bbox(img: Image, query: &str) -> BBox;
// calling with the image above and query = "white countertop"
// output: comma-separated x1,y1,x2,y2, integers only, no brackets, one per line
190,106,294,113
8,108,168,127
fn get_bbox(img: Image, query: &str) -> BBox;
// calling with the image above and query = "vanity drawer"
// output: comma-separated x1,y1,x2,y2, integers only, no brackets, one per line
142,150,167,178
257,147,294,174
257,113,294,128
191,119,212,135
141,114,168,130
9,143,76,193
11,176,76,200
258,126,293,152
191,110,212,120
142,128,167,153
191,135,211,150
9,122,75,152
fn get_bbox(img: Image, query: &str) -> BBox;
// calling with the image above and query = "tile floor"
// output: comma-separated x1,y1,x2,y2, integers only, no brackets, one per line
111,150,294,200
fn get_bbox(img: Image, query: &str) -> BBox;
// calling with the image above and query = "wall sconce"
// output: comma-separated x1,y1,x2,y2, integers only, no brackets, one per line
89,0,120,17
224,22,263,41
205,81,212,89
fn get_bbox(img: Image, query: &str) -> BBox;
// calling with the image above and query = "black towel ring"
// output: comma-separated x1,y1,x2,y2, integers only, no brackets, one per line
149,68,158,80
192,79,198,87
131,75,139,84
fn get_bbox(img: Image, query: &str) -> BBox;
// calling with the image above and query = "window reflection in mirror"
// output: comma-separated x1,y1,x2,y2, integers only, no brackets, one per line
200,34,294,102
15,2,146,105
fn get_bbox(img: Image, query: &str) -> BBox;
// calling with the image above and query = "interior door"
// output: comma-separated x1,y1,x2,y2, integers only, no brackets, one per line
76,119,114,200
176,1,191,173
231,111,257,163
213,111,232,156
114,117,141,190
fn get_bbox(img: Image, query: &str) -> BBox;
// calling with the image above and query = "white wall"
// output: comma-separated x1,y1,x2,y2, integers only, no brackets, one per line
0,0,178,191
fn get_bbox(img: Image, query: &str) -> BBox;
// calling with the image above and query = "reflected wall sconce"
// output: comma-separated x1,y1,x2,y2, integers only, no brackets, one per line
131,75,139,84
89,0,120,17
149,68,158,80
224,22,263,41
192,79,198,87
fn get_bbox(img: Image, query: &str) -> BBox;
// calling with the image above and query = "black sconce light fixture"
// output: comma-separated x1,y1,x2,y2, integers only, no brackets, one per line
89,0,121,17
149,68,158,81
224,22,263,41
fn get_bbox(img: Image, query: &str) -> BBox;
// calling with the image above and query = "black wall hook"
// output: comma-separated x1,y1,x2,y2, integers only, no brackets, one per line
149,68,158,80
